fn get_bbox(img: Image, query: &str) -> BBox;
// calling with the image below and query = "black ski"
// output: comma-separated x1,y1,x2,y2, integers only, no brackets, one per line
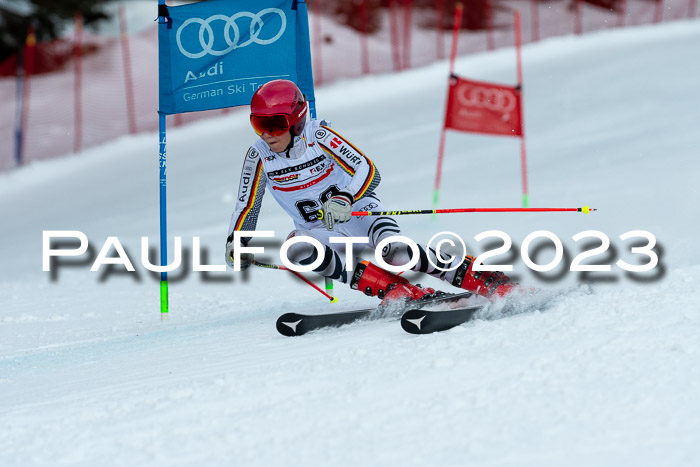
276,291,475,337
400,306,483,334
400,286,577,334
276,308,375,336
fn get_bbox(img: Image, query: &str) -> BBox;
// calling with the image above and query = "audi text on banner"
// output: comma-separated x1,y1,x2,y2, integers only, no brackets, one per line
158,0,315,115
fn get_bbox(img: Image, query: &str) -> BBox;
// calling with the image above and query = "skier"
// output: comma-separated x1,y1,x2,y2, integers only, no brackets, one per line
225,79,516,306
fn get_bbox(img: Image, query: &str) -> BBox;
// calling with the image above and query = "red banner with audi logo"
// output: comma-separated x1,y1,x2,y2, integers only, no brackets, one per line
434,8,529,209
444,75,523,137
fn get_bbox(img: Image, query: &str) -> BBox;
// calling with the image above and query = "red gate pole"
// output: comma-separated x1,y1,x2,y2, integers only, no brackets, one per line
689,0,698,18
575,0,583,35
531,0,540,42
73,13,83,153
119,4,137,134
485,0,495,50
389,0,402,71
653,0,664,23
360,0,370,75
617,0,627,27
514,11,529,207
311,0,323,84
436,0,445,60
402,0,413,69
433,2,463,210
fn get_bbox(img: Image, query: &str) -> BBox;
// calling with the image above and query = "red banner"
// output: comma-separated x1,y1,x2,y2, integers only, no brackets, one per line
444,75,523,137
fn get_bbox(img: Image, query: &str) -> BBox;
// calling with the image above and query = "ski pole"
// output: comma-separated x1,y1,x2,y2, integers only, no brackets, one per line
252,260,339,303
318,205,595,218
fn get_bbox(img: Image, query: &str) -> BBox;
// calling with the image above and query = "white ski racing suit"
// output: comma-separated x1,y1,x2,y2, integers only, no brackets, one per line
227,119,460,284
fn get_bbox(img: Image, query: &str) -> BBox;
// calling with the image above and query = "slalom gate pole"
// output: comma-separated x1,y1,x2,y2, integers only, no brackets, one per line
13,54,25,167
312,0,323,84
433,2,463,211
253,261,339,303
436,0,445,60
16,26,36,167
73,13,83,154
514,10,529,208
324,276,335,302
119,4,137,134
389,0,402,71
319,206,595,219
157,0,169,321
305,75,333,301
158,112,168,321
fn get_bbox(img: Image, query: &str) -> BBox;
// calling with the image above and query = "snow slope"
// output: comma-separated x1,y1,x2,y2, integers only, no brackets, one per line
1,20,700,466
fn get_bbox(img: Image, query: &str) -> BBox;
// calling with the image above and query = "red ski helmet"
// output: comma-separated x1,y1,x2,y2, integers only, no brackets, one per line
250,80,308,137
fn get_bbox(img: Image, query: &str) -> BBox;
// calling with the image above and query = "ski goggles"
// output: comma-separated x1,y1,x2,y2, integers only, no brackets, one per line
250,114,293,137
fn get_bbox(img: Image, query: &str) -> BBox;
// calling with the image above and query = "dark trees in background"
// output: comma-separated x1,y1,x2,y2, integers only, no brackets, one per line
0,0,111,64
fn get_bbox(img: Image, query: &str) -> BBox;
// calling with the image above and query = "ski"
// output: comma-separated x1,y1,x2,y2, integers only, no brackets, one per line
276,308,375,336
276,291,475,336
400,306,484,334
400,286,582,334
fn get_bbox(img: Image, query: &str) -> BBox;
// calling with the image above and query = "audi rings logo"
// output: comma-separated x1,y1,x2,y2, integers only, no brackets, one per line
176,9,287,59
456,84,516,119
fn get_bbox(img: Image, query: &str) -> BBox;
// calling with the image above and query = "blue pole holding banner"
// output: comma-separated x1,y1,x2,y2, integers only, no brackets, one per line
14,67,25,167
158,1,169,320
158,112,168,320
157,0,322,315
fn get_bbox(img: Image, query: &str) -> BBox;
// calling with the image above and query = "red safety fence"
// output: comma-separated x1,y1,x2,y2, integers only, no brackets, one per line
0,0,697,171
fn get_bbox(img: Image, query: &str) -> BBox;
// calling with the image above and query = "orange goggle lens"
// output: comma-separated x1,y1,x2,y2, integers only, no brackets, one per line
250,114,291,137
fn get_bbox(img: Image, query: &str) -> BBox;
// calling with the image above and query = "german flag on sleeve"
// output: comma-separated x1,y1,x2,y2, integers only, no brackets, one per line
317,126,380,200
233,159,264,231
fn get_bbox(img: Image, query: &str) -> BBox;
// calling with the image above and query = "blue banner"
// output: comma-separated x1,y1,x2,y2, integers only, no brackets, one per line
158,0,315,115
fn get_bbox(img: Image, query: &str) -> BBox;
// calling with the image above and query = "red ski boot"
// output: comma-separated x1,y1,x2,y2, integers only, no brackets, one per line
451,255,516,299
350,261,436,308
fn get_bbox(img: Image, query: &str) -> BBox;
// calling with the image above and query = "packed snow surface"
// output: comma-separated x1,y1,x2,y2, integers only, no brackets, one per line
1,20,700,466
